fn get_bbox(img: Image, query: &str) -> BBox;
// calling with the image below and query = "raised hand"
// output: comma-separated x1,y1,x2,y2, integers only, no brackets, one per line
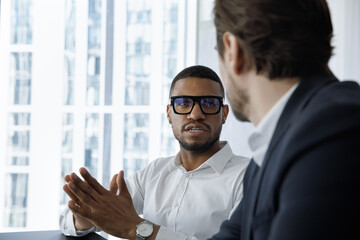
64,168,143,239
63,174,94,230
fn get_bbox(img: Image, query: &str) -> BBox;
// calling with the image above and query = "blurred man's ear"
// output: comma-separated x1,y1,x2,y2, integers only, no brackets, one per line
222,104,229,124
166,105,172,124
222,31,246,75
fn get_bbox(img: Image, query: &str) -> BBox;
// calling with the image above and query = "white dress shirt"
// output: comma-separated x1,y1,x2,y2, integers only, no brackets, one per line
248,83,299,166
60,141,249,240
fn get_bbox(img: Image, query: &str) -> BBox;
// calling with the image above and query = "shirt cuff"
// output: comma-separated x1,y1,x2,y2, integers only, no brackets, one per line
65,211,97,236
155,226,190,240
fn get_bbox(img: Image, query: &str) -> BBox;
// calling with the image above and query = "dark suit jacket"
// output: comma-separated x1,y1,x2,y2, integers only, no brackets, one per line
210,74,360,240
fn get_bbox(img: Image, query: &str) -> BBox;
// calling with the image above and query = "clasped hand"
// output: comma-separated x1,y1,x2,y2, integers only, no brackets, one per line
63,167,143,239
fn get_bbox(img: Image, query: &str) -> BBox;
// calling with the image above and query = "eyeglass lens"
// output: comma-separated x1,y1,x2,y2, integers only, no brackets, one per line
173,97,221,114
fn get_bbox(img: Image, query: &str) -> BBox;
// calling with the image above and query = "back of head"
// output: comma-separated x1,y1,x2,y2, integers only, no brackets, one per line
169,65,225,97
214,0,333,79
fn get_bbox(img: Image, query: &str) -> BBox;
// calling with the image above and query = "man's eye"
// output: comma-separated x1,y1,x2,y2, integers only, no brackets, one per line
202,100,216,106
176,99,192,106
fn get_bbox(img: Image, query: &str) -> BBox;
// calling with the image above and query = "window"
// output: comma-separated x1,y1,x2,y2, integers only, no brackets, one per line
0,0,194,232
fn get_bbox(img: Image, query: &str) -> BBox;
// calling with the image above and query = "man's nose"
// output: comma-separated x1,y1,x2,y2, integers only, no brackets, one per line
188,103,206,120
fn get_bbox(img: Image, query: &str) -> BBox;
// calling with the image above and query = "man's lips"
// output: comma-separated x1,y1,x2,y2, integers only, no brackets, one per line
182,123,210,133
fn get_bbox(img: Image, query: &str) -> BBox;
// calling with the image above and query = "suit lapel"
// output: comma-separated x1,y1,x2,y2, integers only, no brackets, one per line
241,74,337,240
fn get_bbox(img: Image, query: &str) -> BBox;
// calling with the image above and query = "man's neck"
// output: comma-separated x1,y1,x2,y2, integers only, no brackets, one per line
179,142,222,171
248,74,300,126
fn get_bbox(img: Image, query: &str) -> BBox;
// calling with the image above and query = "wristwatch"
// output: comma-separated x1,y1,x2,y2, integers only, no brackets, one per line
136,220,154,240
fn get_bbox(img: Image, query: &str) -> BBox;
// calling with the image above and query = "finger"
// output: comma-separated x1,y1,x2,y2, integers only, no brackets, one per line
70,172,102,201
68,200,93,220
63,183,80,202
109,174,119,194
67,180,99,207
117,170,130,196
79,167,107,195
64,175,71,183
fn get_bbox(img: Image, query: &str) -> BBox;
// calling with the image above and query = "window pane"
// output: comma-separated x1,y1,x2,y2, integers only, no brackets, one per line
65,0,76,52
62,113,73,154
160,114,178,156
86,0,102,106
63,55,75,105
4,174,28,227
8,131,30,153
85,113,99,178
9,53,32,105
8,113,31,126
125,0,151,105
162,0,179,104
60,113,74,205
11,0,33,44
7,113,31,166
60,158,72,205
63,0,76,105
123,113,149,176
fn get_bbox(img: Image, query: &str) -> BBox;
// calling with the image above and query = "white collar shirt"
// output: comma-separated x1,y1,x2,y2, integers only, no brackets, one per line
248,83,299,167
60,141,249,240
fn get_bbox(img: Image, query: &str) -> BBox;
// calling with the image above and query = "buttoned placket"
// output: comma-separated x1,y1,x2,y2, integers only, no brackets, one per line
167,170,193,231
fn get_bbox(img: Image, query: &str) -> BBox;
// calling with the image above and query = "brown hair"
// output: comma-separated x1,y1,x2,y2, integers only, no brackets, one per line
214,0,333,79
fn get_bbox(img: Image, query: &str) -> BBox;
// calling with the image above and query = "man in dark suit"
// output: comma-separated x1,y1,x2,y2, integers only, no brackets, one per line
211,0,360,239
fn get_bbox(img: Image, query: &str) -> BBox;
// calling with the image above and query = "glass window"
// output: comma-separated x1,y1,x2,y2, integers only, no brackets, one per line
65,0,76,52
162,0,179,104
62,113,74,154
0,0,184,232
7,113,31,166
4,174,28,227
123,113,149,176
9,53,32,105
64,0,76,105
63,55,75,105
160,114,178,157
86,0,102,106
60,113,74,205
11,0,33,44
125,0,152,106
60,158,72,205
85,113,99,178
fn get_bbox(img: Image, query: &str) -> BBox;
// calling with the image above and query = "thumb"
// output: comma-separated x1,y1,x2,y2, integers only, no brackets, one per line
109,173,119,194
117,170,130,196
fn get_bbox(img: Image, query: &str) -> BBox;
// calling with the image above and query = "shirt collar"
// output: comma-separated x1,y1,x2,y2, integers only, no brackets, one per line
169,141,233,175
248,83,299,167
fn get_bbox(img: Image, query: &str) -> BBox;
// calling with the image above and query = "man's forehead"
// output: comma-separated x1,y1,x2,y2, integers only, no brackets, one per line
171,77,222,95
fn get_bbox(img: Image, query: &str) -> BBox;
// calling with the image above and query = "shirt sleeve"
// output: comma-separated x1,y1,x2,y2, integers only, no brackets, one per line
59,207,99,236
229,157,249,218
126,172,145,215
156,226,199,240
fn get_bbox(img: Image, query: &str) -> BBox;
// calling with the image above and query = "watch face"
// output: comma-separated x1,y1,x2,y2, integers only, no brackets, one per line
137,222,153,237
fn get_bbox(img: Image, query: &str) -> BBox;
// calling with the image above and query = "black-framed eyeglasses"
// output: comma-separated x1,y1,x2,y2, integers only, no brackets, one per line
170,96,224,115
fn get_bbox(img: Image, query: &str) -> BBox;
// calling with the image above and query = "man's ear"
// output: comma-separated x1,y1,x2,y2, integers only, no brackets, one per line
166,105,172,124
222,104,229,124
222,31,245,75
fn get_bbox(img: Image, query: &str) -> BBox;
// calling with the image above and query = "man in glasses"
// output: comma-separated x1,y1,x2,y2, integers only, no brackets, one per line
60,65,249,239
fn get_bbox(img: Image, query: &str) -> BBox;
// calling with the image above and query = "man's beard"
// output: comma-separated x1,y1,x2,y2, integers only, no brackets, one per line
226,80,250,122
175,123,222,153
177,135,220,153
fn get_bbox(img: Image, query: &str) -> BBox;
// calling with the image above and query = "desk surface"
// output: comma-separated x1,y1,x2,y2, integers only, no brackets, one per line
0,230,106,240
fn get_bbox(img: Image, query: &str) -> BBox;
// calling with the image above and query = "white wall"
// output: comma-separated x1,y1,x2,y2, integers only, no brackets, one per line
196,0,360,158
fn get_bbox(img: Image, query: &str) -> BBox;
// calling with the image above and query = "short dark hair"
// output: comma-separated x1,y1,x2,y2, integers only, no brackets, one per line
214,0,333,79
169,65,225,97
